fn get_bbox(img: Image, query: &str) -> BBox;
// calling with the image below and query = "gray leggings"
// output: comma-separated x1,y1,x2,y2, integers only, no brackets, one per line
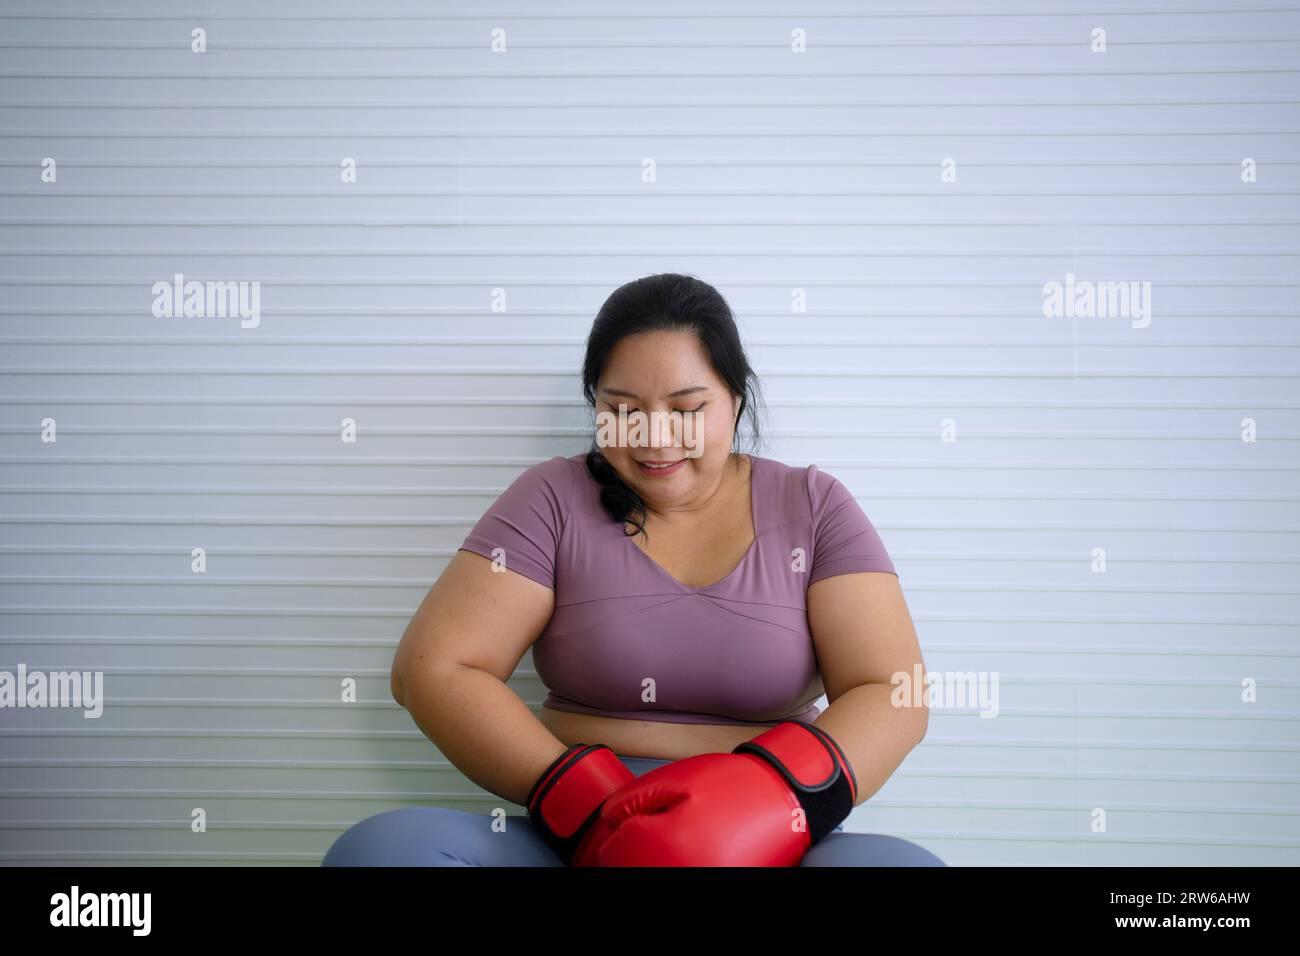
321,756,947,867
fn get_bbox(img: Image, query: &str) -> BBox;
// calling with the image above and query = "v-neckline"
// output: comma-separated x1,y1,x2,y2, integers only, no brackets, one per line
625,454,760,593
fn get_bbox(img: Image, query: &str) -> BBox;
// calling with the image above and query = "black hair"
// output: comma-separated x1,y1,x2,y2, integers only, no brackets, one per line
580,273,766,540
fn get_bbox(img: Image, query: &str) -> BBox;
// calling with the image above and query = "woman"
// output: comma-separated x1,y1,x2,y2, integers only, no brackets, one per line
322,273,944,866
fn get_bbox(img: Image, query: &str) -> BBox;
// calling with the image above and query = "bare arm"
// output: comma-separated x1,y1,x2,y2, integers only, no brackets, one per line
806,571,930,806
391,549,569,807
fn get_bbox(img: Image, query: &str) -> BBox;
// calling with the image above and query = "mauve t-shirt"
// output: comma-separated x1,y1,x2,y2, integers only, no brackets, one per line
457,452,897,726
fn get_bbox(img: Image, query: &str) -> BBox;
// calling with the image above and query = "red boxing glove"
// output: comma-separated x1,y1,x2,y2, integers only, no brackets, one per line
577,719,858,867
525,743,636,865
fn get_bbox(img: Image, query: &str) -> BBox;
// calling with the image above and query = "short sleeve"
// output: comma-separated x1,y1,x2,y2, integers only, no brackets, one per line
806,464,897,585
457,456,573,590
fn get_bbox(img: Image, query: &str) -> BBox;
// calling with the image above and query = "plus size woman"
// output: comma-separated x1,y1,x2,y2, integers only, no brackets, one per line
322,273,944,867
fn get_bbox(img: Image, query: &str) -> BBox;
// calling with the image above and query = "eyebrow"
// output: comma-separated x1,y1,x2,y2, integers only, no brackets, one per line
598,385,710,400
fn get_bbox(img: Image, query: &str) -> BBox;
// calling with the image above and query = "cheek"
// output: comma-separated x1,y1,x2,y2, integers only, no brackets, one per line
695,407,732,454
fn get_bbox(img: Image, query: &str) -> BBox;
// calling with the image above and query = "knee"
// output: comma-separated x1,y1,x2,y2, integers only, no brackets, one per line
871,834,947,866
802,832,947,867
321,807,466,867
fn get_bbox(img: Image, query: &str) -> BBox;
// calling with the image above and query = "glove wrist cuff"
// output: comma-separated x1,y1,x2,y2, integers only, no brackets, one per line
733,719,858,845
526,743,635,864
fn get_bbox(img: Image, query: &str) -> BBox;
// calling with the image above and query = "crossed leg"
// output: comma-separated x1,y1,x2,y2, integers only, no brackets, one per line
321,807,946,867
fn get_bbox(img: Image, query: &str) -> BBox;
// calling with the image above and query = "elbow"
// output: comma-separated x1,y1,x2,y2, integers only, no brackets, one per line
391,657,471,709
910,666,931,746
912,699,930,746
390,665,406,708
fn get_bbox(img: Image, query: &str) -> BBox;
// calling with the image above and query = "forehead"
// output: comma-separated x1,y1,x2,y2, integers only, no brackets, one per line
600,330,715,380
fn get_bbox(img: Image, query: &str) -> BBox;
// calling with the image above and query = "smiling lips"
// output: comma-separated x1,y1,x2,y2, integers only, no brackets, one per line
637,458,685,472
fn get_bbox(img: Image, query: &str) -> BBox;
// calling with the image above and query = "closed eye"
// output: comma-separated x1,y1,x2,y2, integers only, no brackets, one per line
610,403,706,415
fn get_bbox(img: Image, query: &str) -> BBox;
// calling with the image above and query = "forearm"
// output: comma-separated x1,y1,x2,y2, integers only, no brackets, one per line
813,682,928,806
398,662,567,807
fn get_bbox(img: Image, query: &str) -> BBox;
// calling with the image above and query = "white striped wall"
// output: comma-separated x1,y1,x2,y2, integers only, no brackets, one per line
0,0,1297,865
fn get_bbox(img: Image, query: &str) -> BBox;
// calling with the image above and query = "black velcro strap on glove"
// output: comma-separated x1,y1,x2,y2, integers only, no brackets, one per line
526,743,636,865
733,719,858,846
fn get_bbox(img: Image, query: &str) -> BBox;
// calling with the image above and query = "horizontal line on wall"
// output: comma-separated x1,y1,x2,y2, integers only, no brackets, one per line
0,838,1269,863
8,127,1300,140
5,485,1298,504
0,635,405,646
864,796,1300,814
8,425,1300,442
2,425,1295,439
0,36,1294,55
0,30,1297,47
2,37,1298,52
6,306,1295,318
7,184,1300,196
3,516,1297,533
904,768,1300,787
0,784,1266,818
3,397,1299,411
2,159,1298,170
2,545,1295,565
2,785,1296,819
860,830,1300,848
7,246,1300,258
2,31,1300,47
0,728,433,739
0,786,1287,814
2,661,1297,684
5,364,1294,379
4,516,1300,532
0,6,1289,21
0,818,1294,845
2,691,1300,712
1,607,1295,628
2,65,1300,78
3,366,1298,379
0,607,453,621
7,213,1300,226
4,727,1299,753
1,757,1298,786
0,789,1002,812
0,852,327,862
916,644,1300,655
0,636,1294,657
0,838,1280,862
0,695,408,706
9,666,395,677
0,819,358,830
0,759,448,771
5,275,1297,287
890,707,1300,722
3,799,1293,827
0,807,1291,837
3,455,1296,472
3,575,1297,598
10,97,1300,109
917,739,1300,753
5,336,1300,349
5,613,1291,638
